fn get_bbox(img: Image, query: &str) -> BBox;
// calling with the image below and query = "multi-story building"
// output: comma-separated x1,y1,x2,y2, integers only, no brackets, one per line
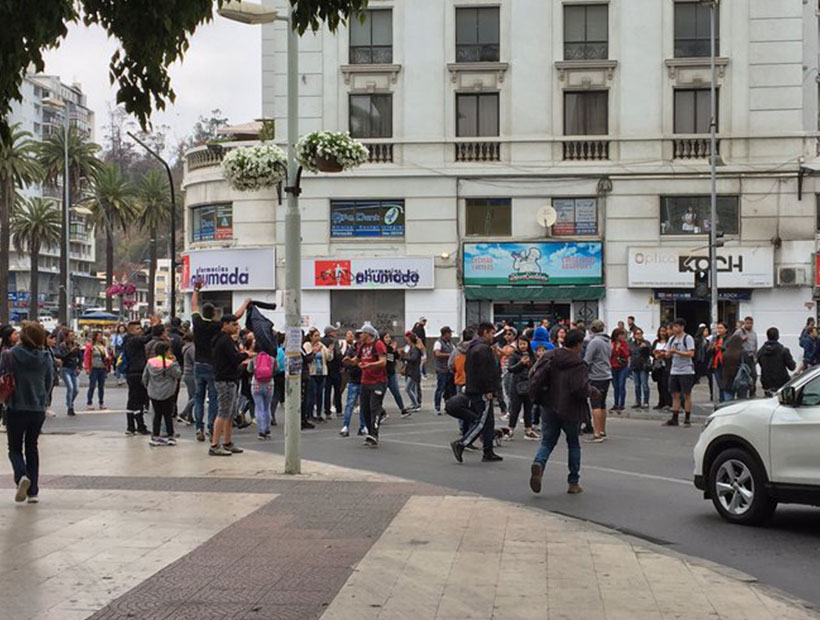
183,0,820,351
7,73,98,319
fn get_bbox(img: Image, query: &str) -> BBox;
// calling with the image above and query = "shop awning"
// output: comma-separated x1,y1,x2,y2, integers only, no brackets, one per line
463,286,606,302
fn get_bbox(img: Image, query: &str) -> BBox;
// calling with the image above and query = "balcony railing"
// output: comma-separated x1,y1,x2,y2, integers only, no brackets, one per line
673,137,720,160
563,139,610,161
455,141,501,162
187,147,228,171
365,142,394,164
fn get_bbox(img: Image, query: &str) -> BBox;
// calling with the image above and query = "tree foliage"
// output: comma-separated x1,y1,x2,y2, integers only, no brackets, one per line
1,0,370,133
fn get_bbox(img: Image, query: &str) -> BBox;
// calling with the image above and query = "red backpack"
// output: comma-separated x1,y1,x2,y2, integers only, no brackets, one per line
254,351,274,382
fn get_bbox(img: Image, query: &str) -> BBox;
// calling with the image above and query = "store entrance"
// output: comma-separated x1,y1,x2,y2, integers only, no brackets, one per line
493,302,570,332
660,299,739,333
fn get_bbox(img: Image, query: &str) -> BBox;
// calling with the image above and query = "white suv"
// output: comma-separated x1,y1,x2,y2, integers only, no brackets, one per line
694,365,820,525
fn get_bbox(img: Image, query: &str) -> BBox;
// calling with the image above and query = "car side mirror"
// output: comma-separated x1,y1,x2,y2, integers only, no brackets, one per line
779,386,797,407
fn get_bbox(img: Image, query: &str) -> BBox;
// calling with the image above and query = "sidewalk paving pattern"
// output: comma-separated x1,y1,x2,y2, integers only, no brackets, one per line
0,432,817,620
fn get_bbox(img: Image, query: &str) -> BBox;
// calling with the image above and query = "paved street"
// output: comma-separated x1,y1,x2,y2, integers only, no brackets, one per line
33,381,820,612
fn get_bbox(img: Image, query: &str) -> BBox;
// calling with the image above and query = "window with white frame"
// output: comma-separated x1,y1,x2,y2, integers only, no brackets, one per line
349,9,393,64
564,91,608,135
674,89,717,134
563,4,608,60
674,1,719,58
456,93,499,137
456,7,500,63
349,94,393,139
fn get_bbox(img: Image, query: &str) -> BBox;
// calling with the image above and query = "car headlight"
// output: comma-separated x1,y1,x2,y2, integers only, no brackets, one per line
703,415,715,429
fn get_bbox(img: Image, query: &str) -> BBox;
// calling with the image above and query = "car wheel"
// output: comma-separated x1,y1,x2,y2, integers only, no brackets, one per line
707,448,777,526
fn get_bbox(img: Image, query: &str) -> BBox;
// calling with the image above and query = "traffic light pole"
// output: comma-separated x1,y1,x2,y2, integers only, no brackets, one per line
708,0,719,407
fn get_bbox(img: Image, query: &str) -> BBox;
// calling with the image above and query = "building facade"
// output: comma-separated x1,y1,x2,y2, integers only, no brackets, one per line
183,0,820,351
7,73,98,319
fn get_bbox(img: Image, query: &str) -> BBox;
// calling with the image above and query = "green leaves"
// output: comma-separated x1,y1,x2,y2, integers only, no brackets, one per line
11,197,62,255
1,0,370,134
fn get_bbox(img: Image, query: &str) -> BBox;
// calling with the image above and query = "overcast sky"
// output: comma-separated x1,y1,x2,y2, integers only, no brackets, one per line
41,16,262,148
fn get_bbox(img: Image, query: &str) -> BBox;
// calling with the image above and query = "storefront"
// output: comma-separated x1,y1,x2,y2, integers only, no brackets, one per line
627,246,774,332
181,246,277,315
462,241,605,329
301,256,435,334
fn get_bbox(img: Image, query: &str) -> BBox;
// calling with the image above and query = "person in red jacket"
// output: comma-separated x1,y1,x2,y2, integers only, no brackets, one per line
609,328,630,413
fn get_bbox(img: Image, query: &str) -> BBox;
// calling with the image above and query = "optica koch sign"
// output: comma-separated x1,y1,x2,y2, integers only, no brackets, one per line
628,246,774,288
301,257,434,289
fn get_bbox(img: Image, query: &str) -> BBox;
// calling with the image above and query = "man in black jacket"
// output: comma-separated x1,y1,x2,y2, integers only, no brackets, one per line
449,322,502,463
322,326,343,419
756,327,796,396
210,314,254,456
123,320,153,435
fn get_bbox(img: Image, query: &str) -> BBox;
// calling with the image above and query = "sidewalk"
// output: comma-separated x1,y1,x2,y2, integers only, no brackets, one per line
0,431,816,620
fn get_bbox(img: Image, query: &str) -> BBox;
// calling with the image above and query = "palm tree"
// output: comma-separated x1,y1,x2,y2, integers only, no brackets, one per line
81,164,138,312
37,126,103,322
11,198,62,321
137,170,171,316
0,124,42,323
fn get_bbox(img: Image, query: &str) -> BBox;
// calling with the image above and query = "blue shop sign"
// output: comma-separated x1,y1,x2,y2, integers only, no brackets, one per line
330,200,405,238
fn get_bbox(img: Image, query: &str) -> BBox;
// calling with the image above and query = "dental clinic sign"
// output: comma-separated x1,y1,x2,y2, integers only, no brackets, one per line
302,257,434,289
181,247,276,292
628,246,774,288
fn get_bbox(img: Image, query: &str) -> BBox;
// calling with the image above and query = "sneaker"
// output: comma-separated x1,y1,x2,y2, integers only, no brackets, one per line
357,427,367,436
363,435,378,447
464,443,479,452
400,409,412,418
313,416,326,424
450,440,464,463
339,426,349,437
378,412,388,424
530,463,543,494
166,437,177,446
208,445,232,456
46,409,56,418
124,430,136,437
223,443,244,454
584,435,605,443
27,495,39,504
137,428,151,436
196,430,205,442
265,432,272,439
567,483,584,495
641,403,650,409
258,433,267,440
482,452,503,462
301,420,316,430
499,413,509,421
502,429,514,441
85,404,93,411
325,414,334,422
631,403,642,409
99,403,106,410
67,408,75,417
524,429,540,441
149,436,168,447
15,476,31,502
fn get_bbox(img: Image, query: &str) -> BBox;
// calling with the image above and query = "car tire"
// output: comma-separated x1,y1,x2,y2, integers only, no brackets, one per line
708,447,777,526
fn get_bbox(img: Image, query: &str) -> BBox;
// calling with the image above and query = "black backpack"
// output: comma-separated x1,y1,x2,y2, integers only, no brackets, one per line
528,353,553,405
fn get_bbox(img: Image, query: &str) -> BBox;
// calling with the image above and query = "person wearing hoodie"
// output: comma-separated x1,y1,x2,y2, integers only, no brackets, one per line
448,328,474,395
529,329,597,495
0,325,20,433
433,326,455,415
142,341,182,447
799,325,820,371
402,332,423,413
3,321,53,503
358,324,388,447
583,320,612,443
448,322,503,464
178,332,196,424
756,327,796,396
503,335,540,441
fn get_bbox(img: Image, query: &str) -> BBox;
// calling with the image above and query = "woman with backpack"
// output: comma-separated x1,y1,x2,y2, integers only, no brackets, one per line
248,338,275,440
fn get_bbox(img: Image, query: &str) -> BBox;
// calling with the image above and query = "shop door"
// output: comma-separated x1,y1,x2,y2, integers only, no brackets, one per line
660,300,739,333
331,290,405,335
573,301,599,324
493,303,570,332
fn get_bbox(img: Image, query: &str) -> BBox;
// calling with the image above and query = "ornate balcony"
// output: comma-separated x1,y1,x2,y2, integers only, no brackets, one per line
673,137,719,160
365,143,394,164
455,141,501,163
563,139,610,161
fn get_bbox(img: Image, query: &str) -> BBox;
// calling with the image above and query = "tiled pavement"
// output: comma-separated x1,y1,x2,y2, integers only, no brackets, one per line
1,432,818,620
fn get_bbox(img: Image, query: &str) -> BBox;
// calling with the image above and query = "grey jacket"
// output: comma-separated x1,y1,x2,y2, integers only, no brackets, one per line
142,356,182,401
3,346,54,413
584,333,613,381
182,342,196,377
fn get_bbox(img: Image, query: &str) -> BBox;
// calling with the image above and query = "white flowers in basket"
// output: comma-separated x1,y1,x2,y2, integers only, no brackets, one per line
296,131,369,173
221,144,288,191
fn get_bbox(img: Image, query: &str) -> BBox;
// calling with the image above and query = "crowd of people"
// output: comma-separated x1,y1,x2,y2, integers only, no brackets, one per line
0,300,815,502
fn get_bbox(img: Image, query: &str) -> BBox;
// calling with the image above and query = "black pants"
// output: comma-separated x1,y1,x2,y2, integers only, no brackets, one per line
6,409,46,497
655,368,672,408
324,371,343,415
361,383,386,439
446,393,495,455
508,391,532,429
127,374,149,412
151,397,175,438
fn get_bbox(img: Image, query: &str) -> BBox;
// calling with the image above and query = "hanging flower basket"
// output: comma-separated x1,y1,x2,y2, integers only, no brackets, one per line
296,131,369,174
221,144,288,191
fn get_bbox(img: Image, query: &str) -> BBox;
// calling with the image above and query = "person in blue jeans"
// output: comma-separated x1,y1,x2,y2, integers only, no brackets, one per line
432,327,455,414
628,328,652,408
55,330,82,416
340,330,364,437
83,331,109,409
609,328,630,412
530,329,599,495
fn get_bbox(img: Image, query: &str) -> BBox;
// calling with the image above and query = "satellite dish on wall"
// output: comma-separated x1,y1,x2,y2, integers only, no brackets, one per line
537,205,558,229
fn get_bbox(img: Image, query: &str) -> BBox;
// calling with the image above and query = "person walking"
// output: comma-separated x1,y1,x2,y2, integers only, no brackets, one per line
651,326,672,410
322,326,343,419
402,332,423,413
757,327,796,396
503,335,539,440
448,328,473,396
3,321,54,503
247,339,275,440
55,329,81,417
178,332,196,424
303,328,333,423
210,314,254,456
432,327,455,415
664,318,696,427
191,283,250,442
340,330,364,437
358,325,388,447
799,324,819,371
734,316,759,397
584,320,611,443
529,329,597,495
609,328,630,413
142,341,182,447
382,332,409,417
83,331,109,411
448,322,503,463
629,328,651,409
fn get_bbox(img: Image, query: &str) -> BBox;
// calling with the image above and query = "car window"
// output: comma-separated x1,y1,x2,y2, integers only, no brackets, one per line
800,376,820,407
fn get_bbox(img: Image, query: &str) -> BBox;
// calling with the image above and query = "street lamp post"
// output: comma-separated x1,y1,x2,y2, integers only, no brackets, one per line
706,0,719,407
127,131,177,318
218,1,302,474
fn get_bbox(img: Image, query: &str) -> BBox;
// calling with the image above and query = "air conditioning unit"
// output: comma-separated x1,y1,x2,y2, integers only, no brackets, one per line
777,267,808,287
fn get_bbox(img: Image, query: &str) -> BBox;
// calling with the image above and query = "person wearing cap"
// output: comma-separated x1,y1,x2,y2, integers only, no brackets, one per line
433,326,455,415
583,320,612,443
321,326,343,420
357,325,387,446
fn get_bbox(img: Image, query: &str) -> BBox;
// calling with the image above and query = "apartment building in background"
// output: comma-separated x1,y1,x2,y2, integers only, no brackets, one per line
182,0,820,351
